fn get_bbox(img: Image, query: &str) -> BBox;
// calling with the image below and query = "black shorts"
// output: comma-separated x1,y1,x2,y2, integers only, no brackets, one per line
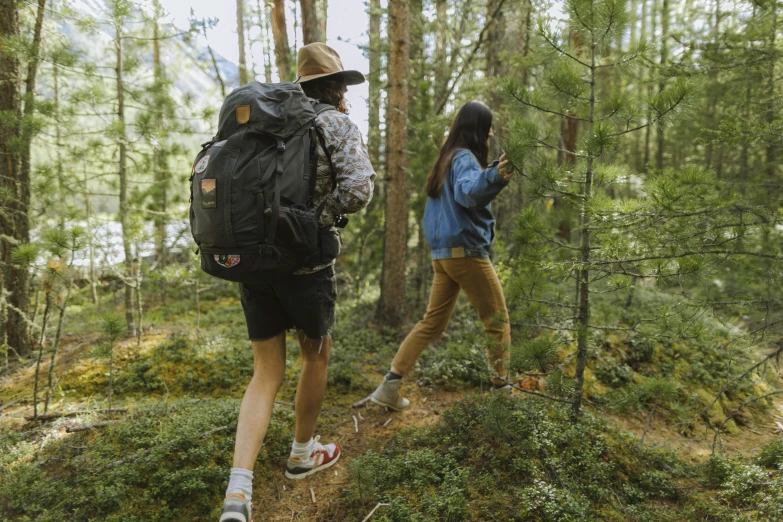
239,266,337,340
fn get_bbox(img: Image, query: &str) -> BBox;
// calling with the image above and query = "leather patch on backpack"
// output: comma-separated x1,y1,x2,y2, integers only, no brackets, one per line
236,105,250,124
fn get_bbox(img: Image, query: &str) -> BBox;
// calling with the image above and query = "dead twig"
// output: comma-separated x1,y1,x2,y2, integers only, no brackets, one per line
361,503,391,522
309,487,316,503
26,408,127,422
352,415,359,433
382,418,392,427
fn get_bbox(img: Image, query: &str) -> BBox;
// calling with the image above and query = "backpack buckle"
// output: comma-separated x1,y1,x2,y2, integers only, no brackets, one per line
277,141,286,152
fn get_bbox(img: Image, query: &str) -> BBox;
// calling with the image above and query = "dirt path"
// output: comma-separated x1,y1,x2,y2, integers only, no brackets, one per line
250,385,463,522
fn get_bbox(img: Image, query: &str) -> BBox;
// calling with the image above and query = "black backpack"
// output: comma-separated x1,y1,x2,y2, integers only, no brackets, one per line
189,82,335,282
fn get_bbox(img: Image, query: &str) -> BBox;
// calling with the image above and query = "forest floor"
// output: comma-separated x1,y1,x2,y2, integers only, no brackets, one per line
2,323,783,521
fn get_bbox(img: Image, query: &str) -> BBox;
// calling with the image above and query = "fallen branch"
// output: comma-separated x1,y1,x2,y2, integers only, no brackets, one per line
352,415,359,433
361,503,390,522
0,397,26,412
66,420,120,433
26,408,127,422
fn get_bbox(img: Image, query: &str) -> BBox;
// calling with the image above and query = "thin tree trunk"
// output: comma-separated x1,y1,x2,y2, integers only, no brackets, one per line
237,0,249,84
272,0,292,81
765,0,777,177
153,1,168,271
643,0,657,171
378,0,410,325
114,16,136,337
655,0,669,169
201,24,226,97
259,0,274,83
33,293,51,421
367,0,382,169
705,0,720,169
571,29,597,424
82,161,98,304
44,271,73,414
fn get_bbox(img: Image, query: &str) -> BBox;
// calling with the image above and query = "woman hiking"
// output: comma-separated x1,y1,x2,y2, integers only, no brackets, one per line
219,43,375,522
369,100,516,411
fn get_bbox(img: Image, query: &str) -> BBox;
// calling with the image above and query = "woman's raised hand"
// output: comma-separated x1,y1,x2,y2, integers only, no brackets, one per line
497,153,515,180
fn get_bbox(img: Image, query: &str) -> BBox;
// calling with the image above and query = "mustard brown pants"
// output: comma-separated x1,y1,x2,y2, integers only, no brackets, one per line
390,257,511,386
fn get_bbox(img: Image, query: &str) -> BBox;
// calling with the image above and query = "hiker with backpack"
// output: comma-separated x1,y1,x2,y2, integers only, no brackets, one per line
368,101,516,412
190,43,374,522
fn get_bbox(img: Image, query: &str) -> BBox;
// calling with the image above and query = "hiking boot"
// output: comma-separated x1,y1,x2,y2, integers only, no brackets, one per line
370,376,410,411
284,435,341,480
219,492,252,522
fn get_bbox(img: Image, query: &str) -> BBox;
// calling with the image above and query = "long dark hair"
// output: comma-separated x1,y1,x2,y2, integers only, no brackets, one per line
425,101,493,198
300,75,349,114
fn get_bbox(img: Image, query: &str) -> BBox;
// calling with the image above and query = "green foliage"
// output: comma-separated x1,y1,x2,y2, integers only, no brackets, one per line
0,399,293,521
341,394,782,521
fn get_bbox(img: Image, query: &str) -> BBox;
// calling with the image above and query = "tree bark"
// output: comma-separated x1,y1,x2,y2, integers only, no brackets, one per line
114,15,136,337
765,0,777,177
153,1,168,269
237,0,249,84
0,0,30,356
259,0,274,83
317,0,327,40
272,0,293,81
378,0,410,325
655,0,669,169
571,26,597,424
367,0,382,169
300,0,323,44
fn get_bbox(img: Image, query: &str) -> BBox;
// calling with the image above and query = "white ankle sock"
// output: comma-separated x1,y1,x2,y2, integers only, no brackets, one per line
291,437,314,457
226,468,253,502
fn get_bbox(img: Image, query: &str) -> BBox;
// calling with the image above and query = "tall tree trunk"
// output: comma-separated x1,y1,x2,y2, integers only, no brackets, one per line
114,17,136,337
643,0,657,171
0,0,30,356
572,29,598,424
705,0,720,169
237,0,249,84
317,0,327,40
655,0,669,169
378,0,410,325
259,0,274,83
300,0,323,43
765,1,777,177
367,0,382,169
153,1,168,269
83,161,98,304
434,0,449,103
486,0,505,159
272,0,292,81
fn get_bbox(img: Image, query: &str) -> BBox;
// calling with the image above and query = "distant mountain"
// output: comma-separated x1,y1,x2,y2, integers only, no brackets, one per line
64,0,239,116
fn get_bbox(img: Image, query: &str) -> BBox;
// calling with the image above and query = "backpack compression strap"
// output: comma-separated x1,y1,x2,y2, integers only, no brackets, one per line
266,138,286,249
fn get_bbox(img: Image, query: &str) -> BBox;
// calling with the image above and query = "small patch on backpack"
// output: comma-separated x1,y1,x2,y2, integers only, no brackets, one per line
201,179,216,208
194,154,210,174
214,254,240,268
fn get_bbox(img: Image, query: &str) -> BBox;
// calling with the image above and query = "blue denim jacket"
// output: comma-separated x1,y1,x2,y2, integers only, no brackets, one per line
424,149,510,259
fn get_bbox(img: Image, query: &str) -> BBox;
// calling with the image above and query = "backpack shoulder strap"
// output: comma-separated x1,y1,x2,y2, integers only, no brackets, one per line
310,102,338,195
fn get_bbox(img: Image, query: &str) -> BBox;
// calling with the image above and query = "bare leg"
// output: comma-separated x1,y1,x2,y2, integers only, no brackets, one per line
232,332,287,470
294,332,331,443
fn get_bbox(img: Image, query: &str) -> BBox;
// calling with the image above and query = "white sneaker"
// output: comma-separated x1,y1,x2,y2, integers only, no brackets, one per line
284,435,341,480
219,492,252,522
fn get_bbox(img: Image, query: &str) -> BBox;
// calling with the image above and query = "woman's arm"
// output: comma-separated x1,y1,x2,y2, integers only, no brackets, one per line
452,150,510,209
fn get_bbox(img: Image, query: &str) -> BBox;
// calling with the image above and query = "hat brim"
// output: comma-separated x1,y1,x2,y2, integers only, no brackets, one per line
295,70,365,86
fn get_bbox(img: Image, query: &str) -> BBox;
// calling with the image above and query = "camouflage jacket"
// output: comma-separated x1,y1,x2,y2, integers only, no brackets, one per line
296,106,376,274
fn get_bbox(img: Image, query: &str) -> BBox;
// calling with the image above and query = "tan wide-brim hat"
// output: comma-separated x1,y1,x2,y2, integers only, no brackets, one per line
294,42,366,86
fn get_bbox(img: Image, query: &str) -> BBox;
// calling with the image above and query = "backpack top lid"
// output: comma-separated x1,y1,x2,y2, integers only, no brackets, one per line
217,82,316,140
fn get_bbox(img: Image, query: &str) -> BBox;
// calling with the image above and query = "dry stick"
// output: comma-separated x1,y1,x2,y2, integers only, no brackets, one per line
382,418,392,427
360,503,390,522
357,411,364,421
25,408,127,422
0,397,26,412
352,415,359,433
637,400,657,449
309,487,316,503
712,390,783,453
66,420,119,433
